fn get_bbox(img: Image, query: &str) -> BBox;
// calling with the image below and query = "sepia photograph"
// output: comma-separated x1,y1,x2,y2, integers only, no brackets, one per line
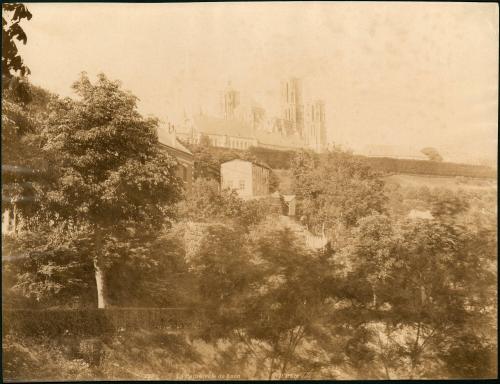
1,1,498,381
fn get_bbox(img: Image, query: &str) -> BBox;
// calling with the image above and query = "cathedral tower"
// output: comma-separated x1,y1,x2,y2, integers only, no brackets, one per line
221,82,240,120
304,100,327,152
281,78,304,136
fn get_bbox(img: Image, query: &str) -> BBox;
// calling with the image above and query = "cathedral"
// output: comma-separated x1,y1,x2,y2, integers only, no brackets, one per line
176,78,327,153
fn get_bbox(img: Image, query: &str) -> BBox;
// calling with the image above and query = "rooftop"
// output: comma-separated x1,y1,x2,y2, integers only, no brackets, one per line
158,126,193,156
193,114,305,150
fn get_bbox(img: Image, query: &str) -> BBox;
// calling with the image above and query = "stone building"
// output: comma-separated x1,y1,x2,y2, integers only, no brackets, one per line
158,124,194,196
220,159,270,199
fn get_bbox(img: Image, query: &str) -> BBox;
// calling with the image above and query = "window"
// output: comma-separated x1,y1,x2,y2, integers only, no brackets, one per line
239,180,245,190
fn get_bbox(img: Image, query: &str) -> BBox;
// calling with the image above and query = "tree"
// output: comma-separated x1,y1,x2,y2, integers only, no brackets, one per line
177,177,277,231
177,178,242,222
189,219,340,379
2,82,55,242
291,148,387,234
189,136,220,180
334,212,496,379
33,73,182,308
421,147,443,162
243,226,336,379
2,2,32,78
2,223,96,308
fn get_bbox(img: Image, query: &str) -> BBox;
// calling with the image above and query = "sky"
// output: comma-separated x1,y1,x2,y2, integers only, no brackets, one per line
18,2,498,165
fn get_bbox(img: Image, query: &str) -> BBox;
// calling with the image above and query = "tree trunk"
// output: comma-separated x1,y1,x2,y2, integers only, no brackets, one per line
2,208,10,233
268,355,275,380
12,205,17,235
94,230,106,309
94,258,106,309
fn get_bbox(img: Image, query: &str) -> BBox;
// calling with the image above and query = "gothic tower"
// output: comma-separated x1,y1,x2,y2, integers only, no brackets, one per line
281,77,304,136
304,100,327,152
221,82,240,120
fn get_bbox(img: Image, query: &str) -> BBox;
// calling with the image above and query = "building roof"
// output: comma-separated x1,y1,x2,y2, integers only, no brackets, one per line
221,158,271,170
158,126,193,156
193,114,305,150
193,115,254,139
358,144,428,160
254,130,304,149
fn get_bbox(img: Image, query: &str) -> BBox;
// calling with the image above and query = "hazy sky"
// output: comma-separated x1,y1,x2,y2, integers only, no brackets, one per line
19,2,498,164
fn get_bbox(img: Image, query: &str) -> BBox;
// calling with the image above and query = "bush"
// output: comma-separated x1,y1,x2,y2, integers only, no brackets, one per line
2,334,93,381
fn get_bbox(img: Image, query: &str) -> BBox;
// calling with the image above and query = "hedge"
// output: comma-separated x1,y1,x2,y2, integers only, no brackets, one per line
356,156,496,179
215,146,496,179
2,307,198,337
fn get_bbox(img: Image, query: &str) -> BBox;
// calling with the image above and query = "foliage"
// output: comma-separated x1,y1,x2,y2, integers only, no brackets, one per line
2,226,95,307
2,71,496,381
187,220,340,379
177,178,242,222
291,149,387,232
333,210,496,379
2,334,93,381
4,73,183,308
189,224,260,340
421,147,443,162
2,83,56,226
2,2,32,79
105,230,196,307
178,177,278,229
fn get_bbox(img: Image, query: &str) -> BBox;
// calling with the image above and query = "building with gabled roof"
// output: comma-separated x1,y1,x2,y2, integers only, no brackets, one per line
158,124,194,196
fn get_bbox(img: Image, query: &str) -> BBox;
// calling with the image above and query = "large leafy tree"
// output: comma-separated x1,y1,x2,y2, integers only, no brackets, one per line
33,73,182,308
291,148,387,235
189,220,340,379
334,210,496,379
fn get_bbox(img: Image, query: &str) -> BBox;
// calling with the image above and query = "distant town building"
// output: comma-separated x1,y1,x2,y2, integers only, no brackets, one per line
220,159,270,199
176,78,328,153
158,124,194,196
